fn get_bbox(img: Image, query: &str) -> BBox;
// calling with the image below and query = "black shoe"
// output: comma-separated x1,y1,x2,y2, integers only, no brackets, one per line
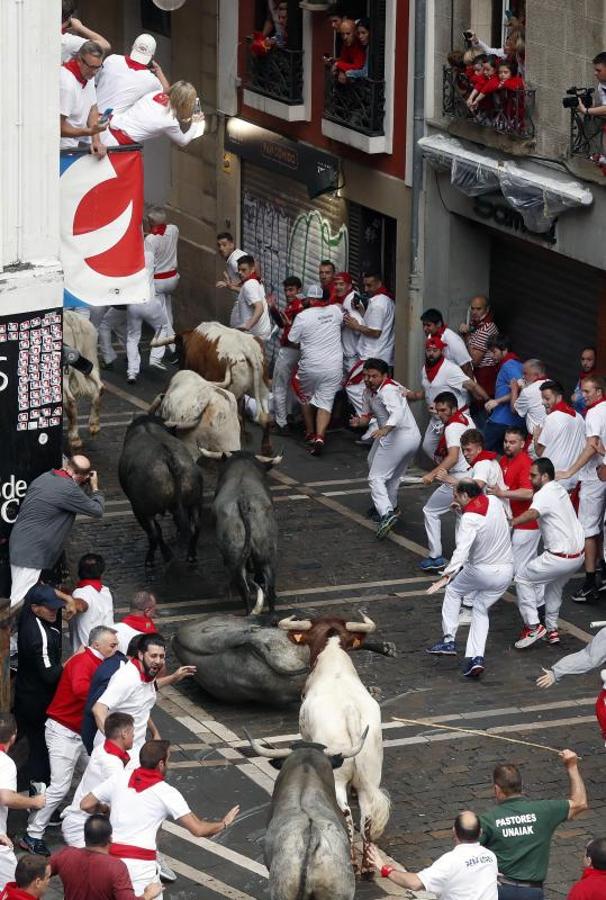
571,584,597,603
272,424,293,436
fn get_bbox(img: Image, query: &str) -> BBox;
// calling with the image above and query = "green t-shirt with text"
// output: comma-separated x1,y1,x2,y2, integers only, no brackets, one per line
479,795,569,882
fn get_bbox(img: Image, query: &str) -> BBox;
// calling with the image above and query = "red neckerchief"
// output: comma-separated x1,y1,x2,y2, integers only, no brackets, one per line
77,579,103,592
130,658,155,684
242,273,262,283
153,92,169,106
473,450,498,462
52,468,72,479
0,745,7,754
579,866,606,883
149,224,167,236
63,58,87,88
587,397,606,410
1,885,38,899
125,56,150,71
550,400,577,418
424,355,446,383
121,613,158,635
499,351,519,368
128,766,164,793
435,409,469,460
370,284,395,301
463,495,489,516
104,739,130,766
435,324,447,337
375,377,398,393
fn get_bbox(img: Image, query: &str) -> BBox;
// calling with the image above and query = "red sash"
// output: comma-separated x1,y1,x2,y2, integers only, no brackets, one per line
586,397,606,410
154,269,177,279
344,359,365,387
109,126,135,146
110,843,157,861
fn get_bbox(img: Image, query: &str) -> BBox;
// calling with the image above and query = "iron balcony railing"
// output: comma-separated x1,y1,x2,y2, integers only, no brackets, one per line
443,65,536,140
323,70,385,137
246,45,304,105
566,88,605,160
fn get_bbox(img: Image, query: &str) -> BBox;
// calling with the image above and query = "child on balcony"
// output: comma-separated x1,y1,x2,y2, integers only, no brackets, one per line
466,55,500,112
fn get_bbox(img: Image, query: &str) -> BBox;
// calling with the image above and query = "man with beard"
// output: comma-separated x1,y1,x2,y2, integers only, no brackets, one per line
91,635,195,766
535,381,585,501
571,346,597,415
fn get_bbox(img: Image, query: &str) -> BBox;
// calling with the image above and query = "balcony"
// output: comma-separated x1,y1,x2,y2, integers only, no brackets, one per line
442,66,536,141
246,45,304,106
321,70,389,154
567,91,604,163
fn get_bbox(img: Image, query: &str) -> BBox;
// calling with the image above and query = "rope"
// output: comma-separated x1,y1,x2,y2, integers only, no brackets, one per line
391,716,568,755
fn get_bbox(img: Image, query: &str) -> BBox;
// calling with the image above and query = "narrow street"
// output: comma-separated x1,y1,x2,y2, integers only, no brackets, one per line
37,350,606,899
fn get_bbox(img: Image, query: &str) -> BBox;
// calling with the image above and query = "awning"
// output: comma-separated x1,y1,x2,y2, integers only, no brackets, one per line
419,134,593,233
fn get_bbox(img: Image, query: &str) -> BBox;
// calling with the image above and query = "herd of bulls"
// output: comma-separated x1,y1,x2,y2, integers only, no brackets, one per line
64,313,395,898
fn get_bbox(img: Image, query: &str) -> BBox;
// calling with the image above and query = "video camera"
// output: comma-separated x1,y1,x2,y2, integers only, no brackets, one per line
562,86,594,109
62,344,94,376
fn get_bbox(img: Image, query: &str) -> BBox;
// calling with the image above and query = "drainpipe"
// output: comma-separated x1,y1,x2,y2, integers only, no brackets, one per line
408,0,427,384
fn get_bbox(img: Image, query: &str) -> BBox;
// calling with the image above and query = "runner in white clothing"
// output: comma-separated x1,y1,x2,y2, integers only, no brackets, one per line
216,232,247,295
335,272,363,374
534,380,585,494
126,251,167,385
144,208,180,368
555,375,606,605
290,295,344,455
68,552,114,654
512,458,585,645
343,273,395,415
420,392,475,571
96,35,169,115
101,81,205,147
268,276,303,433
510,358,547,455
407,336,488,460
62,712,134,848
350,359,421,540
230,255,272,341
426,483,513,678
420,309,473,374
80,740,239,898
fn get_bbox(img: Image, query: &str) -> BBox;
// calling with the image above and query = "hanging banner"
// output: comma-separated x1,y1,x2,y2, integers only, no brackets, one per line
60,147,148,308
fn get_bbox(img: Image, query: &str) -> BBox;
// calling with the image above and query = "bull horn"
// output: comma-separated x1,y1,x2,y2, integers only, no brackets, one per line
344,613,376,634
278,615,312,632
243,728,291,759
326,725,369,760
197,448,229,460
254,454,283,465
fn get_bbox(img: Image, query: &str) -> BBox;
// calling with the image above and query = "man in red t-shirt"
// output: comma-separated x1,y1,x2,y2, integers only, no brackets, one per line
488,426,545,648
567,837,606,900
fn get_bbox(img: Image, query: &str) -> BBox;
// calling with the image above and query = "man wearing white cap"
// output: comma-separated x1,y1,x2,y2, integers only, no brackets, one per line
96,34,170,116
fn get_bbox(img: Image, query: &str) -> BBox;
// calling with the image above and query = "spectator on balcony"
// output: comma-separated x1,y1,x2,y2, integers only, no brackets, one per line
466,55,500,111
578,53,606,165
60,41,108,157
469,15,525,75
95,34,170,116
101,81,205,148
327,3,346,32
254,1,288,53
61,0,110,64
345,17,370,80
327,19,366,85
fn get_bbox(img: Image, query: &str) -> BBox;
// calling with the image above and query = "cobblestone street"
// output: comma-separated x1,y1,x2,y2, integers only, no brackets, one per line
31,353,606,899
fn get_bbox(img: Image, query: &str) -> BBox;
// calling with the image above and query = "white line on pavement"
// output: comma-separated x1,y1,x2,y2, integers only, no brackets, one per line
161,821,269,879
159,855,259,900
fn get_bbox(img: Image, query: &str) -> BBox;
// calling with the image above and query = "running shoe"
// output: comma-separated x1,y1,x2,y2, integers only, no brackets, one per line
376,511,398,540
309,436,325,456
463,656,485,678
19,834,50,857
127,375,137,385
419,556,447,571
514,624,547,649
426,640,457,655
303,431,315,444
158,852,177,883
571,584,598,603
546,629,560,645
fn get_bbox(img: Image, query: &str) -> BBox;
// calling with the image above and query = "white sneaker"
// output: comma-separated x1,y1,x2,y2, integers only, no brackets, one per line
458,606,473,626
158,852,177,883
149,361,168,371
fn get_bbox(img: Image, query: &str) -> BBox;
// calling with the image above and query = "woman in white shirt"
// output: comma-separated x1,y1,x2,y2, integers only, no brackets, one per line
102,80,205,148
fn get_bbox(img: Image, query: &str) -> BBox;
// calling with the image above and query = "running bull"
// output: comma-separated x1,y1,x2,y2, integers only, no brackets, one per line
246,728,369,900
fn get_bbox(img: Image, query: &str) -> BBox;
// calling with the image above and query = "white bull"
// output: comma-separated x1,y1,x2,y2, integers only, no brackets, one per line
62,311,103,450
149,370,241,459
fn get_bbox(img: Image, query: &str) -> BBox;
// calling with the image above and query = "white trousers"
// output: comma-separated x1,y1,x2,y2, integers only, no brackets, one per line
124,858,162,898
272,347,299,427
442,563,513,658
88,307,106,330
423,483,455,558
9,565,41,607
61,810,87,848
516,551,584,631
512,529,544,625
98,308,127,365
149,275,179,363
368,429,421,517
0,847,17,890
126,296,168,378
422,417,443,461
28,719,88,838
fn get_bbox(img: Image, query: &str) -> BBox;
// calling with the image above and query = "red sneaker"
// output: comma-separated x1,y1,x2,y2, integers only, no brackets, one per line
303,432,316,444
546,629,560,645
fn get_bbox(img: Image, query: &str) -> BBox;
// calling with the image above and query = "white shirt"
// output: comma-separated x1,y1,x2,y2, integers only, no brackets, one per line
145,224,179,277
419,842,498,900
514,379,547,435
443,417,476,475
61,33,87,63
581,401,606,482
363,380,420,436
0,752,17,836
62,742,126,839
445,495,513,576
225,248,247,282
95,54,163,116
531,480,585,555
289,305,344,374
441,327,472,368
538,409,586,490
113,622,142,656
357,293,395,365
69,584,114,654
470,457,504,490
95,660,157,749
104,91,204,147
94,769,191,851
421,359,470,411
341,290,362,360
60,63,97,149
230,278,271,339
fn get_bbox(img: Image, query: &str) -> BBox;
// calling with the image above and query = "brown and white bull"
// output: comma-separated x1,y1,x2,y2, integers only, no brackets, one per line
279,613,390,877
149,369,241,458
151,321,272,452
62,311,103,450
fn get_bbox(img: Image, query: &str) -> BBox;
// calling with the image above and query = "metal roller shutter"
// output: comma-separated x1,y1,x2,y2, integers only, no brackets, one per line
489,235,606,392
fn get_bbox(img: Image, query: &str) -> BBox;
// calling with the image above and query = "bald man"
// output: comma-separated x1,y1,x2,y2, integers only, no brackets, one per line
9,456,104,606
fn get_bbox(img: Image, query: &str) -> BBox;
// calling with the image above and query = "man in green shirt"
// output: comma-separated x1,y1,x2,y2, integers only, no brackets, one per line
480,749,588,900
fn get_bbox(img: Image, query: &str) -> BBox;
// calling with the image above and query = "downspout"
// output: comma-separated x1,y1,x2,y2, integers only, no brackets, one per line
408,0,426,382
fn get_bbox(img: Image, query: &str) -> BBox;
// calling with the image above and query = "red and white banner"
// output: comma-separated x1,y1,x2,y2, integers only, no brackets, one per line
60,148,148,307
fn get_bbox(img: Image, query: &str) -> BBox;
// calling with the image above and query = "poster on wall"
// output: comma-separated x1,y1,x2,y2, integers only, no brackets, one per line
60,147,148,308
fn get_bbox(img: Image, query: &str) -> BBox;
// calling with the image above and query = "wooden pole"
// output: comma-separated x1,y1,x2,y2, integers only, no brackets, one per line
0,598,22,713
391,716,567,755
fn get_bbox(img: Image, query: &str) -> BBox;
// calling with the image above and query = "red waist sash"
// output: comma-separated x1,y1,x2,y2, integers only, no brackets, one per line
110,843,157,861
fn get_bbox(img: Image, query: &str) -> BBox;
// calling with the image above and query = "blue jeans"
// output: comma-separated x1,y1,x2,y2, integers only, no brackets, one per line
484,420,509,453
498,883,544,900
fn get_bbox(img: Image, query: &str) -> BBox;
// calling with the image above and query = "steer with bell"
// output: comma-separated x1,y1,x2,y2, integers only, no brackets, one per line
246,728,369,900
279,613,390,876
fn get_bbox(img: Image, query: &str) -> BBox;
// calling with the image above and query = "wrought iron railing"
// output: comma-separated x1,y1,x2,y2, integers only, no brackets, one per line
443,66,535,140
246,45,304,105
323,71,385,137
567,90,605,159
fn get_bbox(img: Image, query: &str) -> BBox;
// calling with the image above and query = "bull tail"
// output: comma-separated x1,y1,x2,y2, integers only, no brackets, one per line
251,354,268,425
165,450,190,542
365,787,391,841
209,366,232,390
236,497,264,614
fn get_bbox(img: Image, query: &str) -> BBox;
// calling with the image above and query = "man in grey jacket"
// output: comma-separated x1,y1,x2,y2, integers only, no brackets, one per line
536,625,606,687
9,455,104,607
